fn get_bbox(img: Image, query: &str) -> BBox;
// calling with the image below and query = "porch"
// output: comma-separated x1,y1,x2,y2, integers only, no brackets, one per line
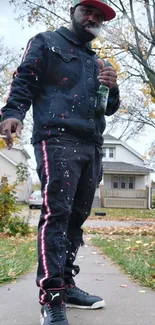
100,187,148,209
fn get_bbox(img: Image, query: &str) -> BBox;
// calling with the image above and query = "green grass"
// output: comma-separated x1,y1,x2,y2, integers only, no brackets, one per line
90,208,155,220
0,234,37,284
92,235,155,289
16,203,28,210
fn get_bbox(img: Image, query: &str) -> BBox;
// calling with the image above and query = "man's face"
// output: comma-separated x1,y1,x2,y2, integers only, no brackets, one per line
71,5,104,42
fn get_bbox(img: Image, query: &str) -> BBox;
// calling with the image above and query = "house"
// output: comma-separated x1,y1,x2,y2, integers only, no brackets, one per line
0,145,32,202
94,134,154,209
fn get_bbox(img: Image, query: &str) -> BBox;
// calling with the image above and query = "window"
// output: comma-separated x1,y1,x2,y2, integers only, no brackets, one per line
112,176,135,189
113,176,119,189
120,176,126,189
103,148,106,158
102,147,116,158
129,176,134,189
109,148,115,158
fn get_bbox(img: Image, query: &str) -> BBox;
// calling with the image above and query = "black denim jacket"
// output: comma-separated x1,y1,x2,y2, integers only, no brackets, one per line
1,27,120,145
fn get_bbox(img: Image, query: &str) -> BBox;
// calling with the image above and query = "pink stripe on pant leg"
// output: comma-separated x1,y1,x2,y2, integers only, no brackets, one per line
39,140,52,304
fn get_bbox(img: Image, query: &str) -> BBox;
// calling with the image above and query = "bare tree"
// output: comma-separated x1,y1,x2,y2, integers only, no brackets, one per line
8,0,155,145
10,0,155,96
107,0,155,99
0,38,21,104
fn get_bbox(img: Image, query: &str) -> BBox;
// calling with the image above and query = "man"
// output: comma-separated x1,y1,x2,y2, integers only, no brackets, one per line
0,1,120,324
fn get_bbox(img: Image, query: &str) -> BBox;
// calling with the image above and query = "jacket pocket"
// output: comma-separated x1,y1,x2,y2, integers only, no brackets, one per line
49,46,79,88
51,46,78,62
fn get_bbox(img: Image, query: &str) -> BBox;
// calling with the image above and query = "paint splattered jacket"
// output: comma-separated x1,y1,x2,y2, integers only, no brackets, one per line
1,27,120,146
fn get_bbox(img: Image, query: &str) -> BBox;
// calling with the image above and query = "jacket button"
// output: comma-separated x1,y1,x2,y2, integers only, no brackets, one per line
87,60,91,64
89,119,94,122
90,97,94,101
88,78,92,81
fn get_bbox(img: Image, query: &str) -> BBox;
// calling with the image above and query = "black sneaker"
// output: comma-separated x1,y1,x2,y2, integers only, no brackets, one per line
40,289,69,325
66,285,105,310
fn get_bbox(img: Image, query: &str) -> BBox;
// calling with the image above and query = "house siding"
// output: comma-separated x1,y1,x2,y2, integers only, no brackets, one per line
0,155,17,183
0,148,32,202
104,174,112,189
103,143,143,165
135,176,145,190
1,148,27,165
16,177,32,202
115,145,143,165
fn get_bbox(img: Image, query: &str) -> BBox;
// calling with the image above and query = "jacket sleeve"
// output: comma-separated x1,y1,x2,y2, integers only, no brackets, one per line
105,85,120,116
1,33,45,123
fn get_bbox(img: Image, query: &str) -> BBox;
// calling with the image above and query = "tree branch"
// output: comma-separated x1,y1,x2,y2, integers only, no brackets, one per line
26,0,69,23
145,0,154,38
129,0,142,59
109,0,154,43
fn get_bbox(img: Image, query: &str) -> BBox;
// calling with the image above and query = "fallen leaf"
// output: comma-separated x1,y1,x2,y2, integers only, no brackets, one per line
29,247,35,251
120,284,128,288
8,271,16,277
131,247,138,251
152,274,155,279
144,261,150,268
124,246,131,251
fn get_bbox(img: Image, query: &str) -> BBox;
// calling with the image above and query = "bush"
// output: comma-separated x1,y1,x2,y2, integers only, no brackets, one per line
0,176,31,236
4,215,31,236
152,194,155,208
0,177,18,231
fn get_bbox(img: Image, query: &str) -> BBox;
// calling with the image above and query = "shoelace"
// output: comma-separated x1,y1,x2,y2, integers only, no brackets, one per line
49,304,65,322
71,286,89,296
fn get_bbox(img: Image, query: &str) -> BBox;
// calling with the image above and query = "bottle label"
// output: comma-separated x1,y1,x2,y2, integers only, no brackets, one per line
95,85,109,115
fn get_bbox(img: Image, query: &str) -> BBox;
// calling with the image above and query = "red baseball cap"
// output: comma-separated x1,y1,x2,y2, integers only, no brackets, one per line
73,0,116,21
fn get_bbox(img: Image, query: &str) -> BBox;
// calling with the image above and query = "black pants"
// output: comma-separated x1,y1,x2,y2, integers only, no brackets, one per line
34,139,102,304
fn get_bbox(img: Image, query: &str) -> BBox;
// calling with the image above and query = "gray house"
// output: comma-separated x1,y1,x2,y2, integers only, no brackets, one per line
0,146,32,202
94,135,153,209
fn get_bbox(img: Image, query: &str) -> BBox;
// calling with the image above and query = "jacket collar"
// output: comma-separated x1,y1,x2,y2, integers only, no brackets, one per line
56,26,96,54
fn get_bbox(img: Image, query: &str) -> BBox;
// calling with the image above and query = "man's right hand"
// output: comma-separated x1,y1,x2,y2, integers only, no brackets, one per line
0,118,23,150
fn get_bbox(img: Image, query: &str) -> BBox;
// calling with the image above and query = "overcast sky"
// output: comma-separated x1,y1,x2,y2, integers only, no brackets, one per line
0,0,154,176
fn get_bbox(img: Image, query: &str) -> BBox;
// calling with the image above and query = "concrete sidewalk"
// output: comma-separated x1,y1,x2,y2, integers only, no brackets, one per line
0,236,155,325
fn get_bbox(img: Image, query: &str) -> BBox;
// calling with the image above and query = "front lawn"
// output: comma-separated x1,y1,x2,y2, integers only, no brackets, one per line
90,208,155,221
0,233,37,284
92,235,155,289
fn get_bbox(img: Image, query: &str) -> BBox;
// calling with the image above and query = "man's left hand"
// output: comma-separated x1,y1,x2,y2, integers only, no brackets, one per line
97,59,118,89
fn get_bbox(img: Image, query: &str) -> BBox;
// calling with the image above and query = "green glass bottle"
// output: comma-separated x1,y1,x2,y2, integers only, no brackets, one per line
97,84,109,114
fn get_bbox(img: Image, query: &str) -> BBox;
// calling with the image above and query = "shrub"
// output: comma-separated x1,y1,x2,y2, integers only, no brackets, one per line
0,176,31,236
4,215,31,236
0,177,18,231
152,194,155,208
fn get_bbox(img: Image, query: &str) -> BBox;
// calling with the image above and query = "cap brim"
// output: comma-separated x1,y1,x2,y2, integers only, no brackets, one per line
77,0,116,21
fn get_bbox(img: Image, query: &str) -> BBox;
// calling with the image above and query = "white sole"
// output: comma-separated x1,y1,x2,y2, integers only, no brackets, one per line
40,313,44,325
66,299,105,310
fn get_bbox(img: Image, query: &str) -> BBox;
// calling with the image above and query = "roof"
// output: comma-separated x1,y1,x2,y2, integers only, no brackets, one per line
104,134,118,141
103,134,144,162
103,162,154,174
0,152,18,167
0,145,30,167
12,145,30,159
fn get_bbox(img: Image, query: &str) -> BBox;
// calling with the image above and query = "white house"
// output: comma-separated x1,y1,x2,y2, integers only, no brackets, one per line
94,134,154,209
0,146,32,202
